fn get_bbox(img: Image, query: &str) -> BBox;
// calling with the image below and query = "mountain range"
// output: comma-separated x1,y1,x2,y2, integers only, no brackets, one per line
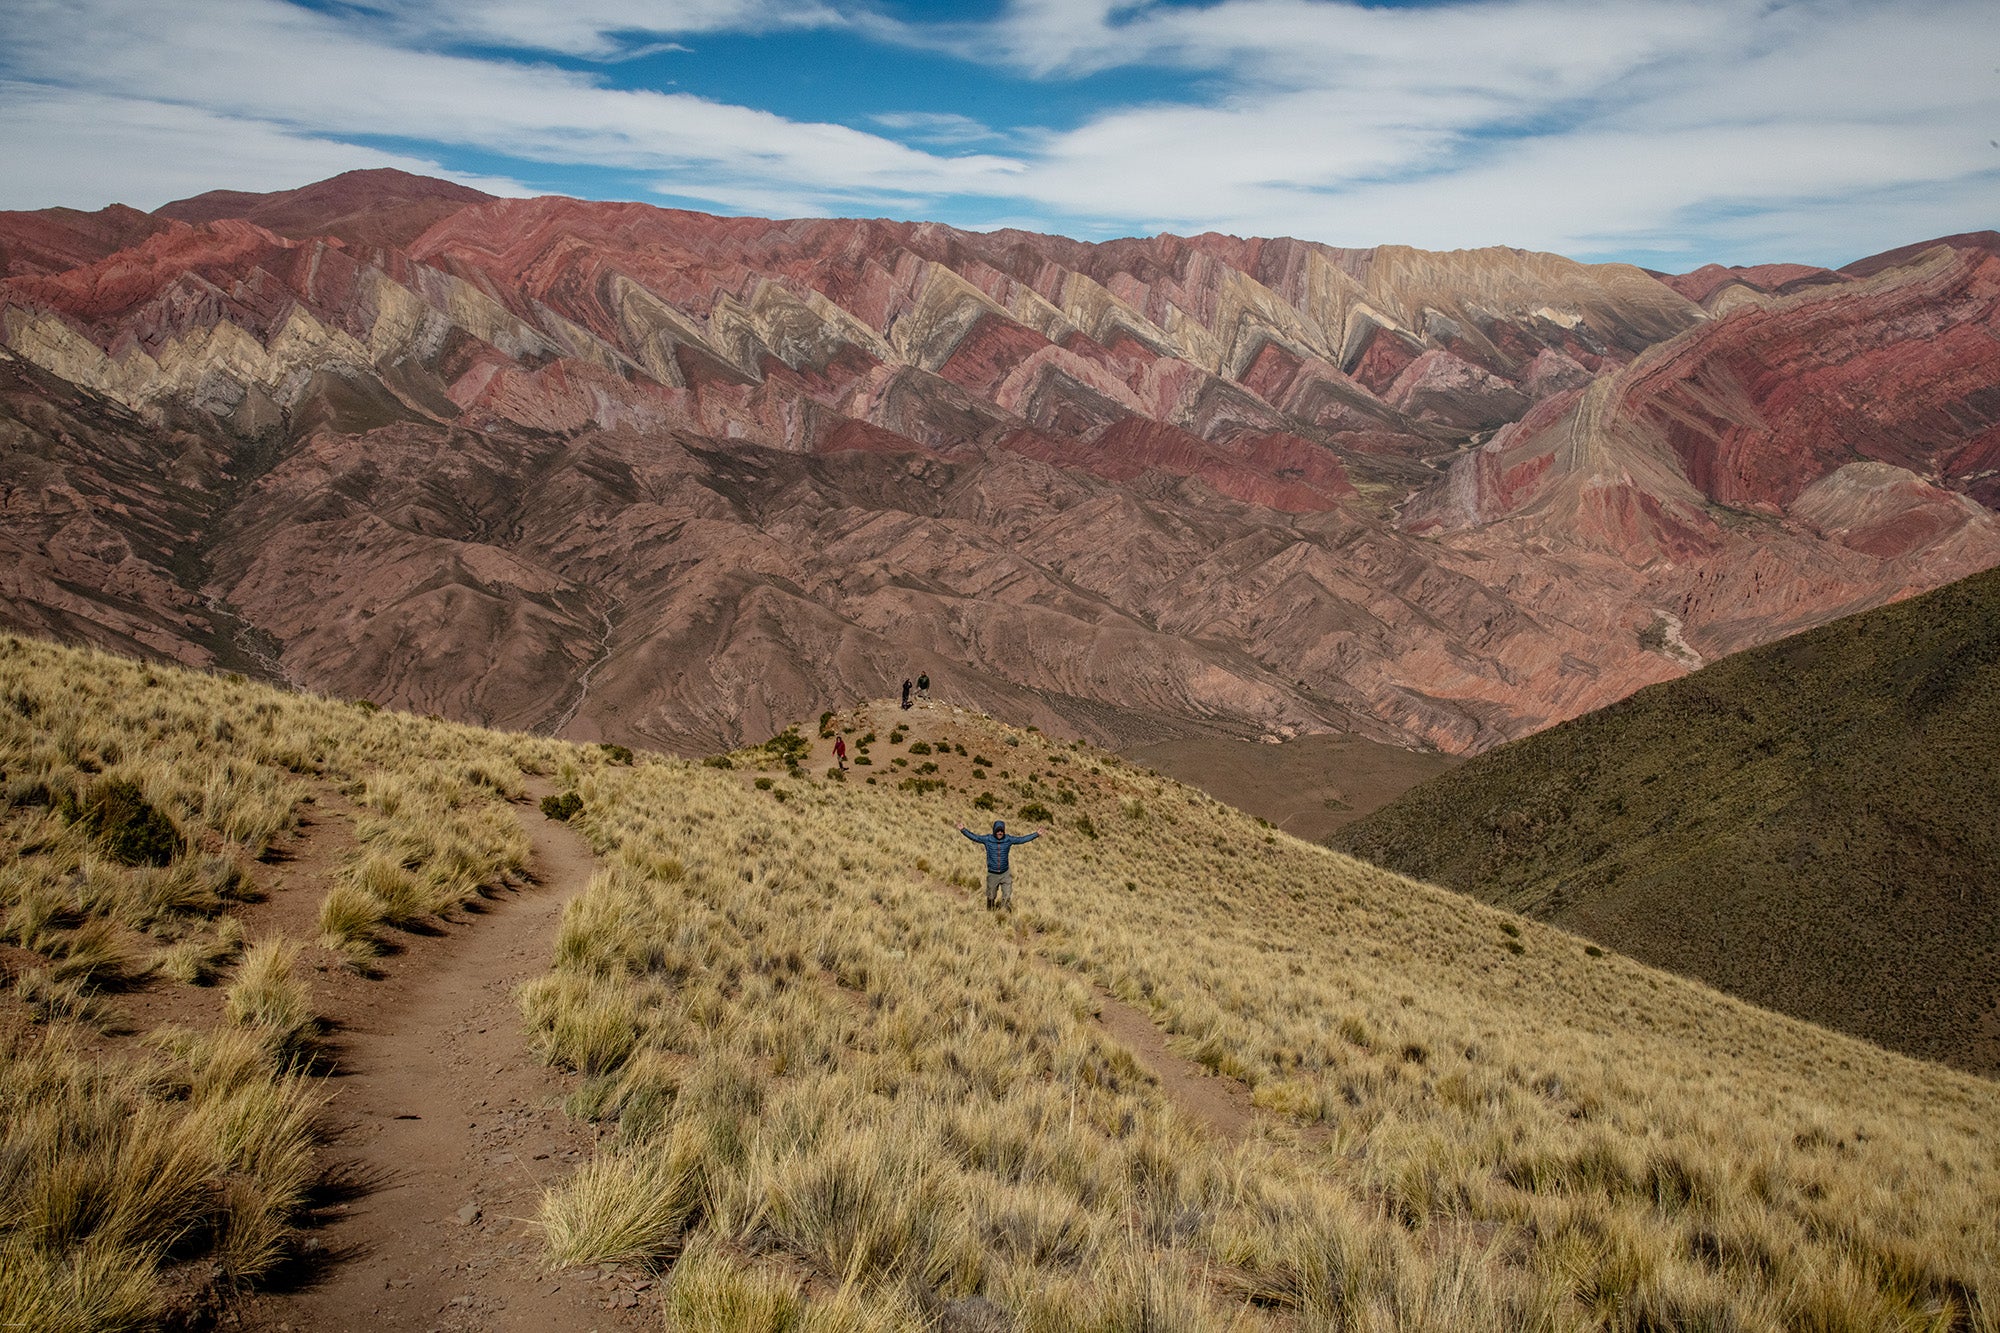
2,170,1995,752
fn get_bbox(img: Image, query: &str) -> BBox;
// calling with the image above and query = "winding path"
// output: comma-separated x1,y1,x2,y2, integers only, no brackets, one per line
238,788,652,1333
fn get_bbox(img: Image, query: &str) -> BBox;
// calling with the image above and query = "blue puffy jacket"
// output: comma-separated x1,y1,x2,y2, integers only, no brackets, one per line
962,827,1039,873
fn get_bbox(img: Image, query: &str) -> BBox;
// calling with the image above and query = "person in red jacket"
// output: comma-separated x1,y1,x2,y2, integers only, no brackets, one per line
833,735,848,770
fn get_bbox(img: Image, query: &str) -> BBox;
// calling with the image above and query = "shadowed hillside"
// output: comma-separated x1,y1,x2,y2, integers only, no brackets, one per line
1334,566,2000,1075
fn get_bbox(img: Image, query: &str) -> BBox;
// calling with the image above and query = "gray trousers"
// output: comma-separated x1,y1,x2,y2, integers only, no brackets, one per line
985,870,1013,908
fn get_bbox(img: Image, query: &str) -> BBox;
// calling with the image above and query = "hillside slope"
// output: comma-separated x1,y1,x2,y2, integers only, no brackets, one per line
2,635,1998,1328
1334,566,2000,1074
1,174,1996,754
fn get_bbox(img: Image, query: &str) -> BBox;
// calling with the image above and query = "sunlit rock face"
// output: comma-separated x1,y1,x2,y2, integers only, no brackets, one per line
1,171,1993,753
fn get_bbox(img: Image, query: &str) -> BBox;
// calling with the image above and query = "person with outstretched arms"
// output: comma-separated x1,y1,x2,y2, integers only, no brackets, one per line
957,818,1046,910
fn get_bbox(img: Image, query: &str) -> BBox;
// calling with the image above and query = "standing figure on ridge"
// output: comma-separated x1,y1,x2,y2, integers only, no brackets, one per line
833,734,848,770
957,818,1046,911
917,672,930,701
901,679,913,709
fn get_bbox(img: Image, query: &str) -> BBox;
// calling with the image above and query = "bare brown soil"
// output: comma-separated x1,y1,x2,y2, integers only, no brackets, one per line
233,785,656,1333
1124,731,1461,842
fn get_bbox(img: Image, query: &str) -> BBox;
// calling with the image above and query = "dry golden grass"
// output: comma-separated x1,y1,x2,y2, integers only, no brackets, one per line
0,634,577,1324
0,1019,322,1330
6,641,1998,1330
521,702,2000,1331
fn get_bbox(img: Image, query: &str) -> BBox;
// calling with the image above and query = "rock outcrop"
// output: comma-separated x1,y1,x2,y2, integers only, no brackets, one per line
0,172,1993,753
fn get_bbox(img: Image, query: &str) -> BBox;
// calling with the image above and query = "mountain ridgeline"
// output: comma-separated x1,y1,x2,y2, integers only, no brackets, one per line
1,171,1996,756
1333,566,2000,1074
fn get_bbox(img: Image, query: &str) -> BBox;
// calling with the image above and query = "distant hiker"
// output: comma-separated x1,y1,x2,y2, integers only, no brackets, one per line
917,673,930,700
958,818,1046,911
833,735,848,769
901,679,913,709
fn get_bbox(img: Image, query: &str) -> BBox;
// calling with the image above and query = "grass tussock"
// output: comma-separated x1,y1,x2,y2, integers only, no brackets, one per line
0,1022,320,1330
224,939,317,1066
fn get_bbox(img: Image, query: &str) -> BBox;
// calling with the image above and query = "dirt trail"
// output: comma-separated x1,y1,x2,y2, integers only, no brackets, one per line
238,787,654,1333
1091,988,1260,1140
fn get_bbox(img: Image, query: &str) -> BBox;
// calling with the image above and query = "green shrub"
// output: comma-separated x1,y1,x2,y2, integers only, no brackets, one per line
65,777,180,866
542,791,584,821
908,741,933,755
754,777,775,791
1018,802,1053,822
763,726,811,767
702,754,734,769
598,743,634,766
899,777,947,795
973,792,997,811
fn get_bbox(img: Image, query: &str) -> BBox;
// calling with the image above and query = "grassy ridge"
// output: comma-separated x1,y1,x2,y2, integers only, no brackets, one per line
529,702,2000,1330
1332,567,2000,1074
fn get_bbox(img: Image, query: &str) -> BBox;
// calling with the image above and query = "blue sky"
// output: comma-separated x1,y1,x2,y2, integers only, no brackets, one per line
1,0,1995,268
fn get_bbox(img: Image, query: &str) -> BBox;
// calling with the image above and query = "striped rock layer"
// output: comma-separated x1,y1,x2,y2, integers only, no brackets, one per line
2,170,1995,753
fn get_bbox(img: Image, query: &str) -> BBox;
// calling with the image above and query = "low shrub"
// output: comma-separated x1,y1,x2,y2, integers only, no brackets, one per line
542,791,584,821
64,777,180,867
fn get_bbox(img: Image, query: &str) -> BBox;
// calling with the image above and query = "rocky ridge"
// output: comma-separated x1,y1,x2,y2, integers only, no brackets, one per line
0,171,1994,753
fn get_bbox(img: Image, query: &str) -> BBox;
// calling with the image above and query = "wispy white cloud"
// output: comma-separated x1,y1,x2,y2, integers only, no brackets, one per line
0,80,530,212
0,0,1022,213
938,0,2000,260
363,0,843,60
0,0,1993,265
871,111,1004,147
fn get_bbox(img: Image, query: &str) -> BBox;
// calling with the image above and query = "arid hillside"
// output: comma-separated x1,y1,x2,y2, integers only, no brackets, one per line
1334,565,2000,1075
3,635,1997,1330
1,174,1995,754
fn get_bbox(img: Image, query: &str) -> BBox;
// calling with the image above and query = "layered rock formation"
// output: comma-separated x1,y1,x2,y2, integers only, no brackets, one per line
0,171,1993,753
